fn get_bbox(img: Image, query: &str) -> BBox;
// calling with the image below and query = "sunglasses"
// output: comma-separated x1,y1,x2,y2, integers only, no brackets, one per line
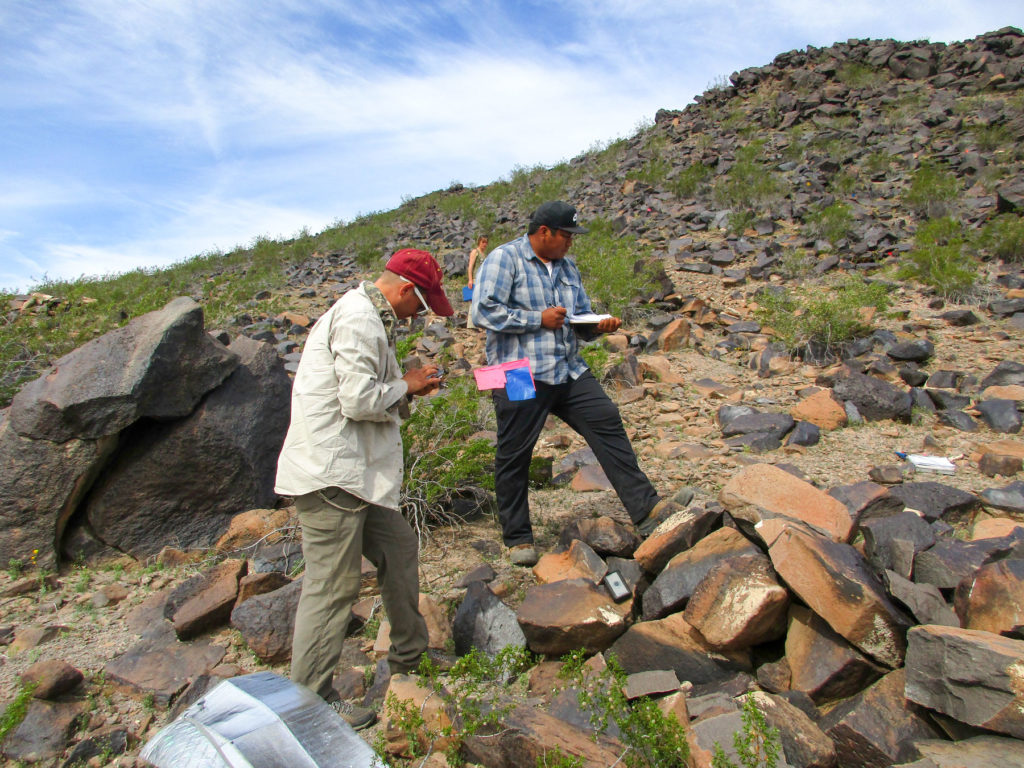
402,278,430,316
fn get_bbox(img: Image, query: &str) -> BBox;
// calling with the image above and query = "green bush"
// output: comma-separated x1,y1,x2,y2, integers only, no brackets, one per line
572,218,661,318
712,140,786,213
559,650,690,768
401,375,495,538
669,162,712,199
897,217,978,299
711,695,783,768
904,161,960,218
978,213,1024,262
755,277,890,353
836,61,888,89
802,202,853,244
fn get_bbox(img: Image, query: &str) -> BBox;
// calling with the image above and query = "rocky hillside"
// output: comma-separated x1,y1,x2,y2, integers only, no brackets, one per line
2,26,1024,768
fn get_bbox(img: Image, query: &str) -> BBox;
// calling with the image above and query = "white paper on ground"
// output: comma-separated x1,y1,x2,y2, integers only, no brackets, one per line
907,454,956,474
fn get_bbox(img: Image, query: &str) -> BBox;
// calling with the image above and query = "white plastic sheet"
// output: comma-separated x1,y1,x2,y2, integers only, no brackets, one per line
141,672,384,768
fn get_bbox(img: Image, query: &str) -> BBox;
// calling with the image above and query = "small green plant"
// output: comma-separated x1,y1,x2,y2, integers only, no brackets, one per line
572,217,661,318
897,217,978,299
712,140,786,214
0,682,37,743
802,202,853,244
836,61,887,88
711,695,782,768
380,645,537,765
395,331,423,363
559,650,690,768
579,343,610,376
537,747,585,768
668,162,712,199
73,567,92,593
7,557,24,579
401,376,495,538
978,213,1024,262
727,210,757,235
755,277,890,354
904,161,960,218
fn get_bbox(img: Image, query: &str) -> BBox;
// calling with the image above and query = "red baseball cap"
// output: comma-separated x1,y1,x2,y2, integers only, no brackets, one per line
385,248,454,316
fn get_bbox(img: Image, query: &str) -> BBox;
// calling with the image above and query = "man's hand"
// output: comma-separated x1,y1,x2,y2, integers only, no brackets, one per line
541,306,567,329
595,316,621,334
404,365,442,397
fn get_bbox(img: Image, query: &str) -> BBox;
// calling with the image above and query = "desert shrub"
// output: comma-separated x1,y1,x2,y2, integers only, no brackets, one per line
669,162,712,198
712,140,787,213
711,695,783,768
559,650,690,768
978,213,1024,262
970,123,1013,152
897,217,978,299
862,151,896,178
755,276,890,354
836,61,888,88
904,161,960,218
579,342,610,376
727,210,757,235
572,218,661,318
400,375,495,540
379,645,537,765
802,202,853,244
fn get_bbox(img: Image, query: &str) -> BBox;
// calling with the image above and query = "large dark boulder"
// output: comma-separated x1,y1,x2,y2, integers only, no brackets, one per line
9,297,238,443
83,336,290,557
832,373,912,422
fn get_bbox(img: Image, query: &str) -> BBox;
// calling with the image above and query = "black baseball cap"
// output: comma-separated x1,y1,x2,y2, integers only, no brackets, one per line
530,201,589,234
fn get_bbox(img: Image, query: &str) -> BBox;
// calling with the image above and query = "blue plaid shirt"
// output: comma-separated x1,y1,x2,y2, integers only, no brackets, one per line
470,234,593,385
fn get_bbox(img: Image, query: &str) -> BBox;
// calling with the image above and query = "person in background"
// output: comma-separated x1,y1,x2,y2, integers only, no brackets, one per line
275,249,453,727
470,202,662,567
466,234,488,330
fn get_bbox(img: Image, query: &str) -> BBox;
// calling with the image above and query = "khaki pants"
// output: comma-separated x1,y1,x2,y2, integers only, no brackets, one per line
290,486,428,701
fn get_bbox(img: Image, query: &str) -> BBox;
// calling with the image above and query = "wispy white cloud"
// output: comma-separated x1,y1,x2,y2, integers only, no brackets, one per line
0,0,1020,292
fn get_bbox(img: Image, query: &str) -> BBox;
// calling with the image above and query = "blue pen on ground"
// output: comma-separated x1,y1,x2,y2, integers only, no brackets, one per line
895,451,908,459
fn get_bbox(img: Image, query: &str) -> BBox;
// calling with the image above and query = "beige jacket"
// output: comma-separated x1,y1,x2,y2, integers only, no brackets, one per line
275,283,409,509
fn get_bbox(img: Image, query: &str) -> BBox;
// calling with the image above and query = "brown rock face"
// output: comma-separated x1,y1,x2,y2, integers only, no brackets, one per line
768,525,911,668
785,605,884,704
820,668,943,768
164,558,247,640
607,612,751,685
955,558,1024,636
683,553,789,650
790,388,848,430
516,578,632,655
720,463,853,542
532,539,608,584
904,624,1024,739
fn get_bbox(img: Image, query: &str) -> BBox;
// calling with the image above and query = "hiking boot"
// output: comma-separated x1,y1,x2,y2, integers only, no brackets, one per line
330,698,377,730
636,512,660,537
636,498,676,537
509,543,539,566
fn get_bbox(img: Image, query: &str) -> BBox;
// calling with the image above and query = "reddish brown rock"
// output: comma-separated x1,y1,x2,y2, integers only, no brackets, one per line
785,605,885,704
768,525,911,668
20,660,84,700
971,517,1024,540
904,625,1024,738
0,699,88,762
954,558,1024,636
215,507,293,552
382,674,456,755
533,539,608,584
516,578,632,655
558,516,639,557
462,700,625,768
607,612,751,685
419,593,453,650
235,571,291,606
790,388,848,430
571,462,613,491
633,505,721,574
643,527,761,621
164,558,247,640
684,554,789,650
820,668,942,768
720,463,853,542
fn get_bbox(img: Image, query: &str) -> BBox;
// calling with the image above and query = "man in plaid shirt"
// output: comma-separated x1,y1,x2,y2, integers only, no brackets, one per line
471,201,662,566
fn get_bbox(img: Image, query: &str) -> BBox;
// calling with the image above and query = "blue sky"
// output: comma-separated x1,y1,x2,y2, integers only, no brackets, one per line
1,1,1019,292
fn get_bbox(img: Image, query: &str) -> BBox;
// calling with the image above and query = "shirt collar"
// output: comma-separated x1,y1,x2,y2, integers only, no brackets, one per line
362,280,398,347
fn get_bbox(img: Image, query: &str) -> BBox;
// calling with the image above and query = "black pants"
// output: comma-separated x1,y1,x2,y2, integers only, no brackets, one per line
492,371,659,547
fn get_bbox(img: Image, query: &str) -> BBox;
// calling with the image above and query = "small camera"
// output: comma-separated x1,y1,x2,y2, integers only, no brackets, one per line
603,571,631,602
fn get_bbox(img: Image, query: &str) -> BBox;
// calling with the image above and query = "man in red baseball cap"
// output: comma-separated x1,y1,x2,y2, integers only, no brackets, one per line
276,248,452,728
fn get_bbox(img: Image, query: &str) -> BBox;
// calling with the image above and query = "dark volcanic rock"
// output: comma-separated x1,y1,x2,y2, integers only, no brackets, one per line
832,373,912,422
